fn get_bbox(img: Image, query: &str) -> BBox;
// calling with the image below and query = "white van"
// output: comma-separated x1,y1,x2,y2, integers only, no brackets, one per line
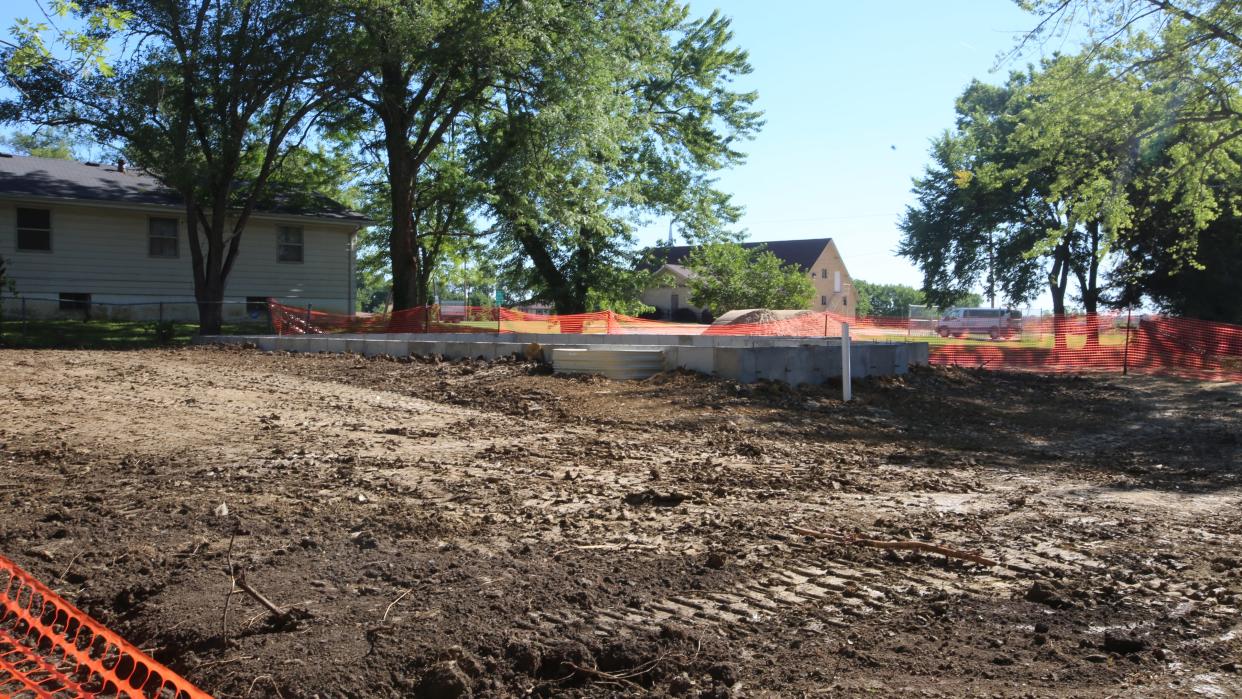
936,307,1023,339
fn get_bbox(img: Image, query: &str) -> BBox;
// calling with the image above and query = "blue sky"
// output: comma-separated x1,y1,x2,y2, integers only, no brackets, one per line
0,1,1068,308
648,0,1057,302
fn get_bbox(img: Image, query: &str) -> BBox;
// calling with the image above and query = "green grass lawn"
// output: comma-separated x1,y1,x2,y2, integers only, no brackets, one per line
0,319,273,350
867,330,1132,350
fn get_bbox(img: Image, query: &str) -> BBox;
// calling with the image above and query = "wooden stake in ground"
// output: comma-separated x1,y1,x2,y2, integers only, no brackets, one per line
792,525,1000,567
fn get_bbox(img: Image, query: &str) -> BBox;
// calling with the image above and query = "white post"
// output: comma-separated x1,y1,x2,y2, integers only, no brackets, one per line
841,321,852,402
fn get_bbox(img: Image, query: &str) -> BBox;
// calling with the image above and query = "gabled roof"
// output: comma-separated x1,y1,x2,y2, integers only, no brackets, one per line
0,154,371,223
657,263,696,280
650,237,833,271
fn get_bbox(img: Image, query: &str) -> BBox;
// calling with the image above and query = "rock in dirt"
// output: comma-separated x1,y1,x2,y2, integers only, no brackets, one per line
1025,581,1072,609
1103,631,1148,655
505,638,542,675
706,551,728,569
416,661,472,699
668,672,694,695
540,640,594,679
623,489,688,507
708,662,739,686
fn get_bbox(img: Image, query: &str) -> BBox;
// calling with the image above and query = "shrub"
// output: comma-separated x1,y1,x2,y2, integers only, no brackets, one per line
671,308,700,323
151,320,178,345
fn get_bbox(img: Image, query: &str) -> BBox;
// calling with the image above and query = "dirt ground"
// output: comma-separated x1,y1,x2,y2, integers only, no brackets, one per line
1,346,1240,698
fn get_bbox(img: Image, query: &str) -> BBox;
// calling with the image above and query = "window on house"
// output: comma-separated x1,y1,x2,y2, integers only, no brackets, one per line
821,295,827,306
16,207,51,251
821,268,827,278
59,292,90,312
148,217,178,257
834,271,842,293
277,226,303,263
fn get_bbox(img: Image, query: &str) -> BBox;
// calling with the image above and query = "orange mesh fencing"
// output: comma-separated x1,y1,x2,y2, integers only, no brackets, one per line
265,300,1242,382
1,555,211,699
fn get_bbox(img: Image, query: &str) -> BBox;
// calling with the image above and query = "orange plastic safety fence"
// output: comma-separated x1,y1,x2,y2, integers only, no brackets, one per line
265,300,1242,383
0,555,212,699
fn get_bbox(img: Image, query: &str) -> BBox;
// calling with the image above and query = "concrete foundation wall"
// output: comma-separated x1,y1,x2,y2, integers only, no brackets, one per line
198,332,929,385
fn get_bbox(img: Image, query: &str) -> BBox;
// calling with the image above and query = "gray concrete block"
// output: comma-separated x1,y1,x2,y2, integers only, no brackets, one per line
553,348,665,380
362,340,406,357
677,346,716,375
203,332,928,385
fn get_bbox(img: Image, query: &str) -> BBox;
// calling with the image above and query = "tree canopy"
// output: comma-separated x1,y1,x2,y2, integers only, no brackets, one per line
853,281,925,318
902,37,1241,326
684,242,815,316
3,0,760,324
3,0,348,333
478,2,760,314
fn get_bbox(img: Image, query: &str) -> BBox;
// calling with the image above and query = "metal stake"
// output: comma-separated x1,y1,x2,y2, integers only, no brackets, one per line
841,322,852,402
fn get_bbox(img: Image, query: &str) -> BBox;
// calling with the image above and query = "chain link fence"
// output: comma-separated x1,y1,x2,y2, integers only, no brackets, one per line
0,295,276,348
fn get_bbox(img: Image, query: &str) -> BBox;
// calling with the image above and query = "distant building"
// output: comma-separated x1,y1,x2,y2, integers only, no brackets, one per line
0,155,371,319
641,238,858,319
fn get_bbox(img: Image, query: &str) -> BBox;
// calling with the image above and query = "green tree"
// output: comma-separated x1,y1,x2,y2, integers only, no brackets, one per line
1015,1,1240,146
337,0,536,311
478,2,760,314
898,57,1232,346
1013,1,1242,274
1110,165,1242,323
684,242,815,316
3,0,349,334
1,127,86,159
853,281,925,317
898,110,1048,312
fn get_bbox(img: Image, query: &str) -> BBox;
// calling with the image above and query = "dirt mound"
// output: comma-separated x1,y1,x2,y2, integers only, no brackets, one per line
711,308,812,325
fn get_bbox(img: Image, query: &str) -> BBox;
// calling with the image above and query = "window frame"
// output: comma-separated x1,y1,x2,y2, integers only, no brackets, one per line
276,225,304,264
15,206,53,252
147,216,180,258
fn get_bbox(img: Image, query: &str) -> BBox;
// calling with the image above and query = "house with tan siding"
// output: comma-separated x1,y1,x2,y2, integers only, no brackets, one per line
0,155,370,320
641,238,858,319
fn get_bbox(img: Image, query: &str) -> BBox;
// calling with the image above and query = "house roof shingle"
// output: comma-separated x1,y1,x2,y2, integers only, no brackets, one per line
0,154,371,223
651,237,833,271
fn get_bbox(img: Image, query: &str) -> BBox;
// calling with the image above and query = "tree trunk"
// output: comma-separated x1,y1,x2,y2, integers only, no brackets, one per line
1049,238,1071,351
1083,221,1102,349
186,199,232,336
386,129,421,310
513,221,585,314
197,293,224,335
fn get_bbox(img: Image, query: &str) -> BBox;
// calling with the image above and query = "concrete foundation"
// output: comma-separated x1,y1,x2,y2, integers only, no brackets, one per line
552,348,667,380
196,332,930,385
